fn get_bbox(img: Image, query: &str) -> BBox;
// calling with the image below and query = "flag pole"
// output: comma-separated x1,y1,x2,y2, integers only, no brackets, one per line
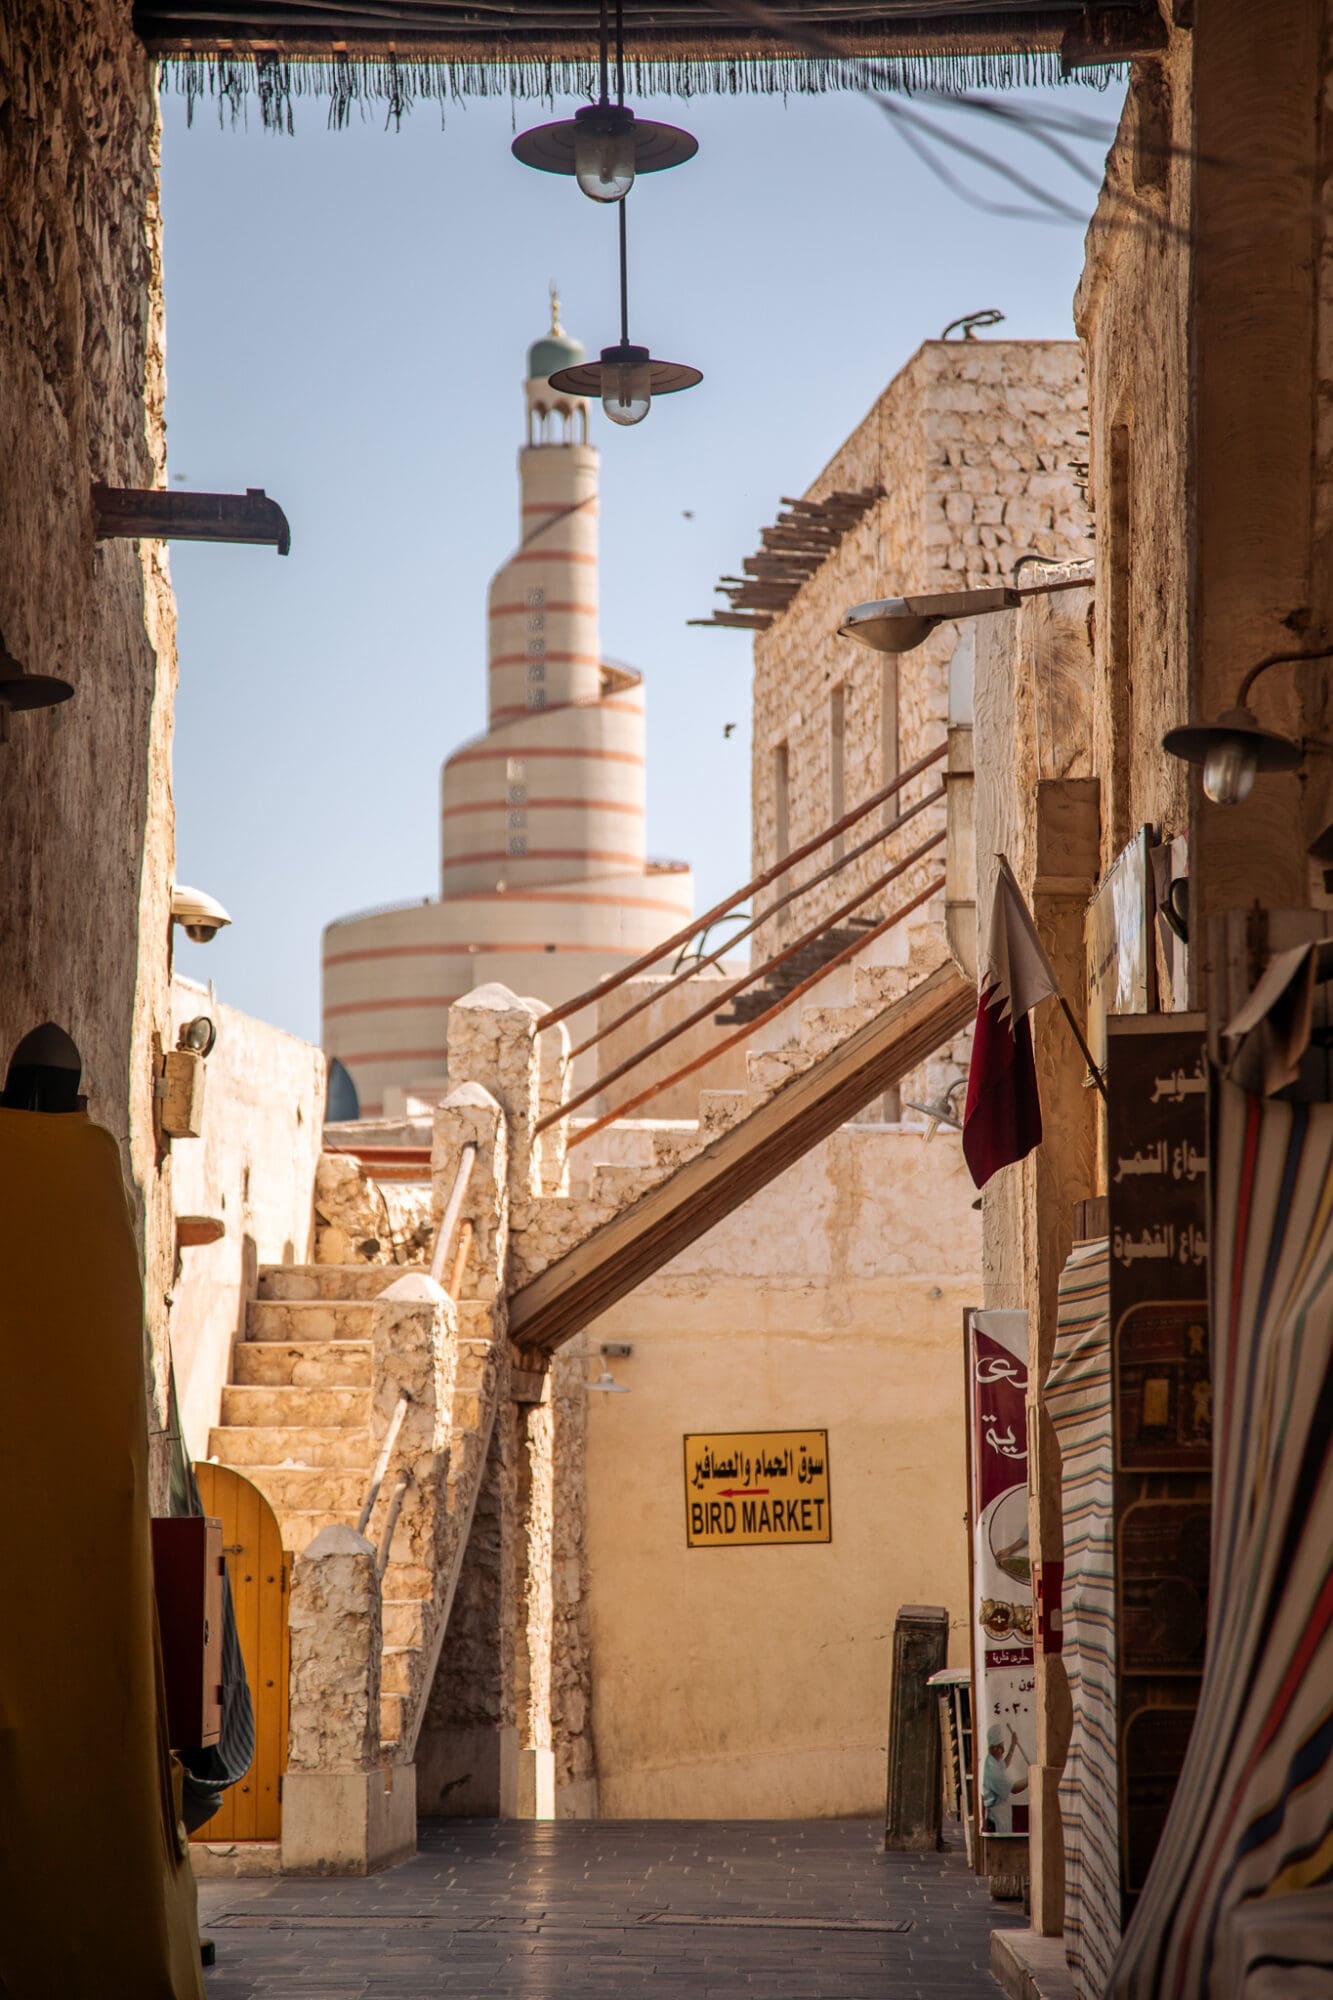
1054,992,1109,1102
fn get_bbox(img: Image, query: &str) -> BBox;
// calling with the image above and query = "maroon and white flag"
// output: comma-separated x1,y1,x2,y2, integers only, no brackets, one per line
963,856,1059,1190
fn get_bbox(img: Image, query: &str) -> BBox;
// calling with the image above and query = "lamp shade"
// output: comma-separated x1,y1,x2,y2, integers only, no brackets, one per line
1162,704,1303,805
512,105,698,189
839,586,1020,655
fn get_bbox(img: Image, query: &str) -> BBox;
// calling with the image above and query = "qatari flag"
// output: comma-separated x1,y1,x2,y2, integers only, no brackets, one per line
962,856,1060,1190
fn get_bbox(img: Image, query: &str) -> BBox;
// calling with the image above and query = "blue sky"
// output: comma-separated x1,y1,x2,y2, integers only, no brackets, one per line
161,72,1121,1041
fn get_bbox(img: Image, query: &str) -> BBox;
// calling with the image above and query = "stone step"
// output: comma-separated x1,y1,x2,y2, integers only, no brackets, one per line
235,1465,366,1512
746,1045,817,1095
206,1424,371,1470
219,1384,372,1429
257,1264,427,1302
588,1162,665,1207
231,1339,373,1389
277,1508,359,1555
698,1089,748,1137
798,1000,878,1060
246,1299,376,1343
853,962,912,1010
382,1561,432,1602
650,1127,703,1173
380,1692,408,1744
381,1645,420,1697
382,1599,428,1649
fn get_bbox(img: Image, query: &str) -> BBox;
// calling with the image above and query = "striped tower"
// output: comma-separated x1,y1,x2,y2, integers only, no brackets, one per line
322,300,694,1120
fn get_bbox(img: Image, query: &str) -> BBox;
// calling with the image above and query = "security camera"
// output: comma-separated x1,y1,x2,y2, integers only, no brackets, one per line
171,882,232,945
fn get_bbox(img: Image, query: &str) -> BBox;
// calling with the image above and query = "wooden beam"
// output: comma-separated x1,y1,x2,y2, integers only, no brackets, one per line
508,960,974,1352
92,484,292,555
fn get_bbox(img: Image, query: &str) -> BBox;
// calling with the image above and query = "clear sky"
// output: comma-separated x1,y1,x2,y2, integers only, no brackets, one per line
160,71,1122,1041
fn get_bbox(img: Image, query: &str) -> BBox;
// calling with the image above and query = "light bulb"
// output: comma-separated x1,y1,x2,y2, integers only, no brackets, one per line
573,106,636,202
1202,734,1259,805
602,353,652,427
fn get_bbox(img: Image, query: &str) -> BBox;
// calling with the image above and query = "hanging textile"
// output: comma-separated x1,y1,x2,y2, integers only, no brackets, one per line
1048,1234,1118,1997
1111,1080,1333,1997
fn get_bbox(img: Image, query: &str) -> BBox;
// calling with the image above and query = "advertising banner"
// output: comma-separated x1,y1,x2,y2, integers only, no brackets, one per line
967,1308,1035,1838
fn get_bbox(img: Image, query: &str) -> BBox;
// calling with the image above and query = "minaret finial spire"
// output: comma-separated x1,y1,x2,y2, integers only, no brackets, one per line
550,279,562,336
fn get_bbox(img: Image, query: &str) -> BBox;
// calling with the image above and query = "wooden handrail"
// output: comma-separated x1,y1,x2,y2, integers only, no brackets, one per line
569,782,945,1062
534,741,947,1033
537,825,946,1136
447,1218,475,1300
429,1143,477,1287
357,1390,412,1536
375,1467,413,1580
567,873,947,1150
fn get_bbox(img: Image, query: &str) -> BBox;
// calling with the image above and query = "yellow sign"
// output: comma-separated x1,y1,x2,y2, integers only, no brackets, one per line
684,1430,831,1547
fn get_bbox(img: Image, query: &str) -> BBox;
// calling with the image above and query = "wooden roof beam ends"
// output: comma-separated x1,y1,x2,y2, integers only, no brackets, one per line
507,960,974,1353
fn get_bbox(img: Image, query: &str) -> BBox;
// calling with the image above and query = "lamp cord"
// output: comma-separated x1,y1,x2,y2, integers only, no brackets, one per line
1237,644,1333,708
615,0,625,104
619,200,630,346
598,0,609,105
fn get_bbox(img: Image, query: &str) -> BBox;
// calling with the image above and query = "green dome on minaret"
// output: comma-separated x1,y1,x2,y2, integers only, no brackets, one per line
528,285,585,381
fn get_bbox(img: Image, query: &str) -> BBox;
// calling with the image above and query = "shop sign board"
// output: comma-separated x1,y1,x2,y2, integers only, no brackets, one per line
1087,826,1155,1068
683,1430,830,1547
966,1308,1035,1839
1106,1014,1211,1908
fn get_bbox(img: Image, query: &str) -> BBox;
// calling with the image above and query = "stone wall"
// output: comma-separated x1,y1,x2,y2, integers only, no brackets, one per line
750,340,1090,960
1074,55,1192,877
0,5,176,1499
169,976,326,1458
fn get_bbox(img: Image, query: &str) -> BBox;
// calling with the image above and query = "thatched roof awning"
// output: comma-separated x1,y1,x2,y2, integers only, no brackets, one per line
140,2,1154,122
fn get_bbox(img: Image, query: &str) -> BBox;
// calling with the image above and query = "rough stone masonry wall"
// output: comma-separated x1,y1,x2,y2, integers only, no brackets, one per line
0,5,177,1499
750,340,1090,956
1074,53,1192,876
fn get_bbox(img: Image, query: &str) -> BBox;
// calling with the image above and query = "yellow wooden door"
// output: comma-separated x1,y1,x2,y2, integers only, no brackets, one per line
191,1462,291,1843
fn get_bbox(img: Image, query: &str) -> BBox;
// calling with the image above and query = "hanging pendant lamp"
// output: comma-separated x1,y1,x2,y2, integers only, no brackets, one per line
547,202,701,427
511,0,696,201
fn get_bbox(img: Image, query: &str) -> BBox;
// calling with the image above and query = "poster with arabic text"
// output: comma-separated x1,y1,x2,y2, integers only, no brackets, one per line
967,1308,1035,1838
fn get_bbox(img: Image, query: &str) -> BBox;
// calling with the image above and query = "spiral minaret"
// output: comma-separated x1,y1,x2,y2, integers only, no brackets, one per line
322,299,693,1120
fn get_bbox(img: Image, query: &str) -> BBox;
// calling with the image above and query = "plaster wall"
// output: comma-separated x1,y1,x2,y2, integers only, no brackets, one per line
576,1124,980,1819
0,4,176,1500
169,977,326,1459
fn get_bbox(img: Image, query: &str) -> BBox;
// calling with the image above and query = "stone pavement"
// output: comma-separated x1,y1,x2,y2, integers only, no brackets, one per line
200,1816,1020,1998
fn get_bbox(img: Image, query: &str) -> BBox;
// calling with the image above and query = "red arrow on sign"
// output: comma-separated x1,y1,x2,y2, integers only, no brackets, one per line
718,1487,769,1498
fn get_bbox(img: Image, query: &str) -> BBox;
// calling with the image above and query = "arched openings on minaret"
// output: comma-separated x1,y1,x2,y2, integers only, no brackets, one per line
526,394,588,448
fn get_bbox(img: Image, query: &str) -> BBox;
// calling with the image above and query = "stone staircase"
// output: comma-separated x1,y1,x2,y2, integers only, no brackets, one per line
207,1260,493,1757
508,897,975,1351
575,911,965,1213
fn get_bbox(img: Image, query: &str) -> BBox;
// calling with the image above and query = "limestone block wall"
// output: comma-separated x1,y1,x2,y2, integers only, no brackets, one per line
1074,57,1192,875
169,977,326,1458
1,3,177,1499
749,340,1090,965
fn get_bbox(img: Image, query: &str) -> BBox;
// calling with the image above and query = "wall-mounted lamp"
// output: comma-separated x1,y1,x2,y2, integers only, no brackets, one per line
0,631,74,743
512,0,696,201
171,883,232,944
177,1014,218,1058
1161,647,1333,805
904,1076,966,1141
548,204,700,428
587,1341,632,1392
838,569,1092,657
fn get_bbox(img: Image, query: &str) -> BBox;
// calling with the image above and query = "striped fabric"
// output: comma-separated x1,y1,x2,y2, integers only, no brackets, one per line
1112,1079,1333,1997
1048,1235,1120,1997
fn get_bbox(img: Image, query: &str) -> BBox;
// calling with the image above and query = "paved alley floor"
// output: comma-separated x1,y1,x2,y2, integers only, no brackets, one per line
199,1817,1019,1998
